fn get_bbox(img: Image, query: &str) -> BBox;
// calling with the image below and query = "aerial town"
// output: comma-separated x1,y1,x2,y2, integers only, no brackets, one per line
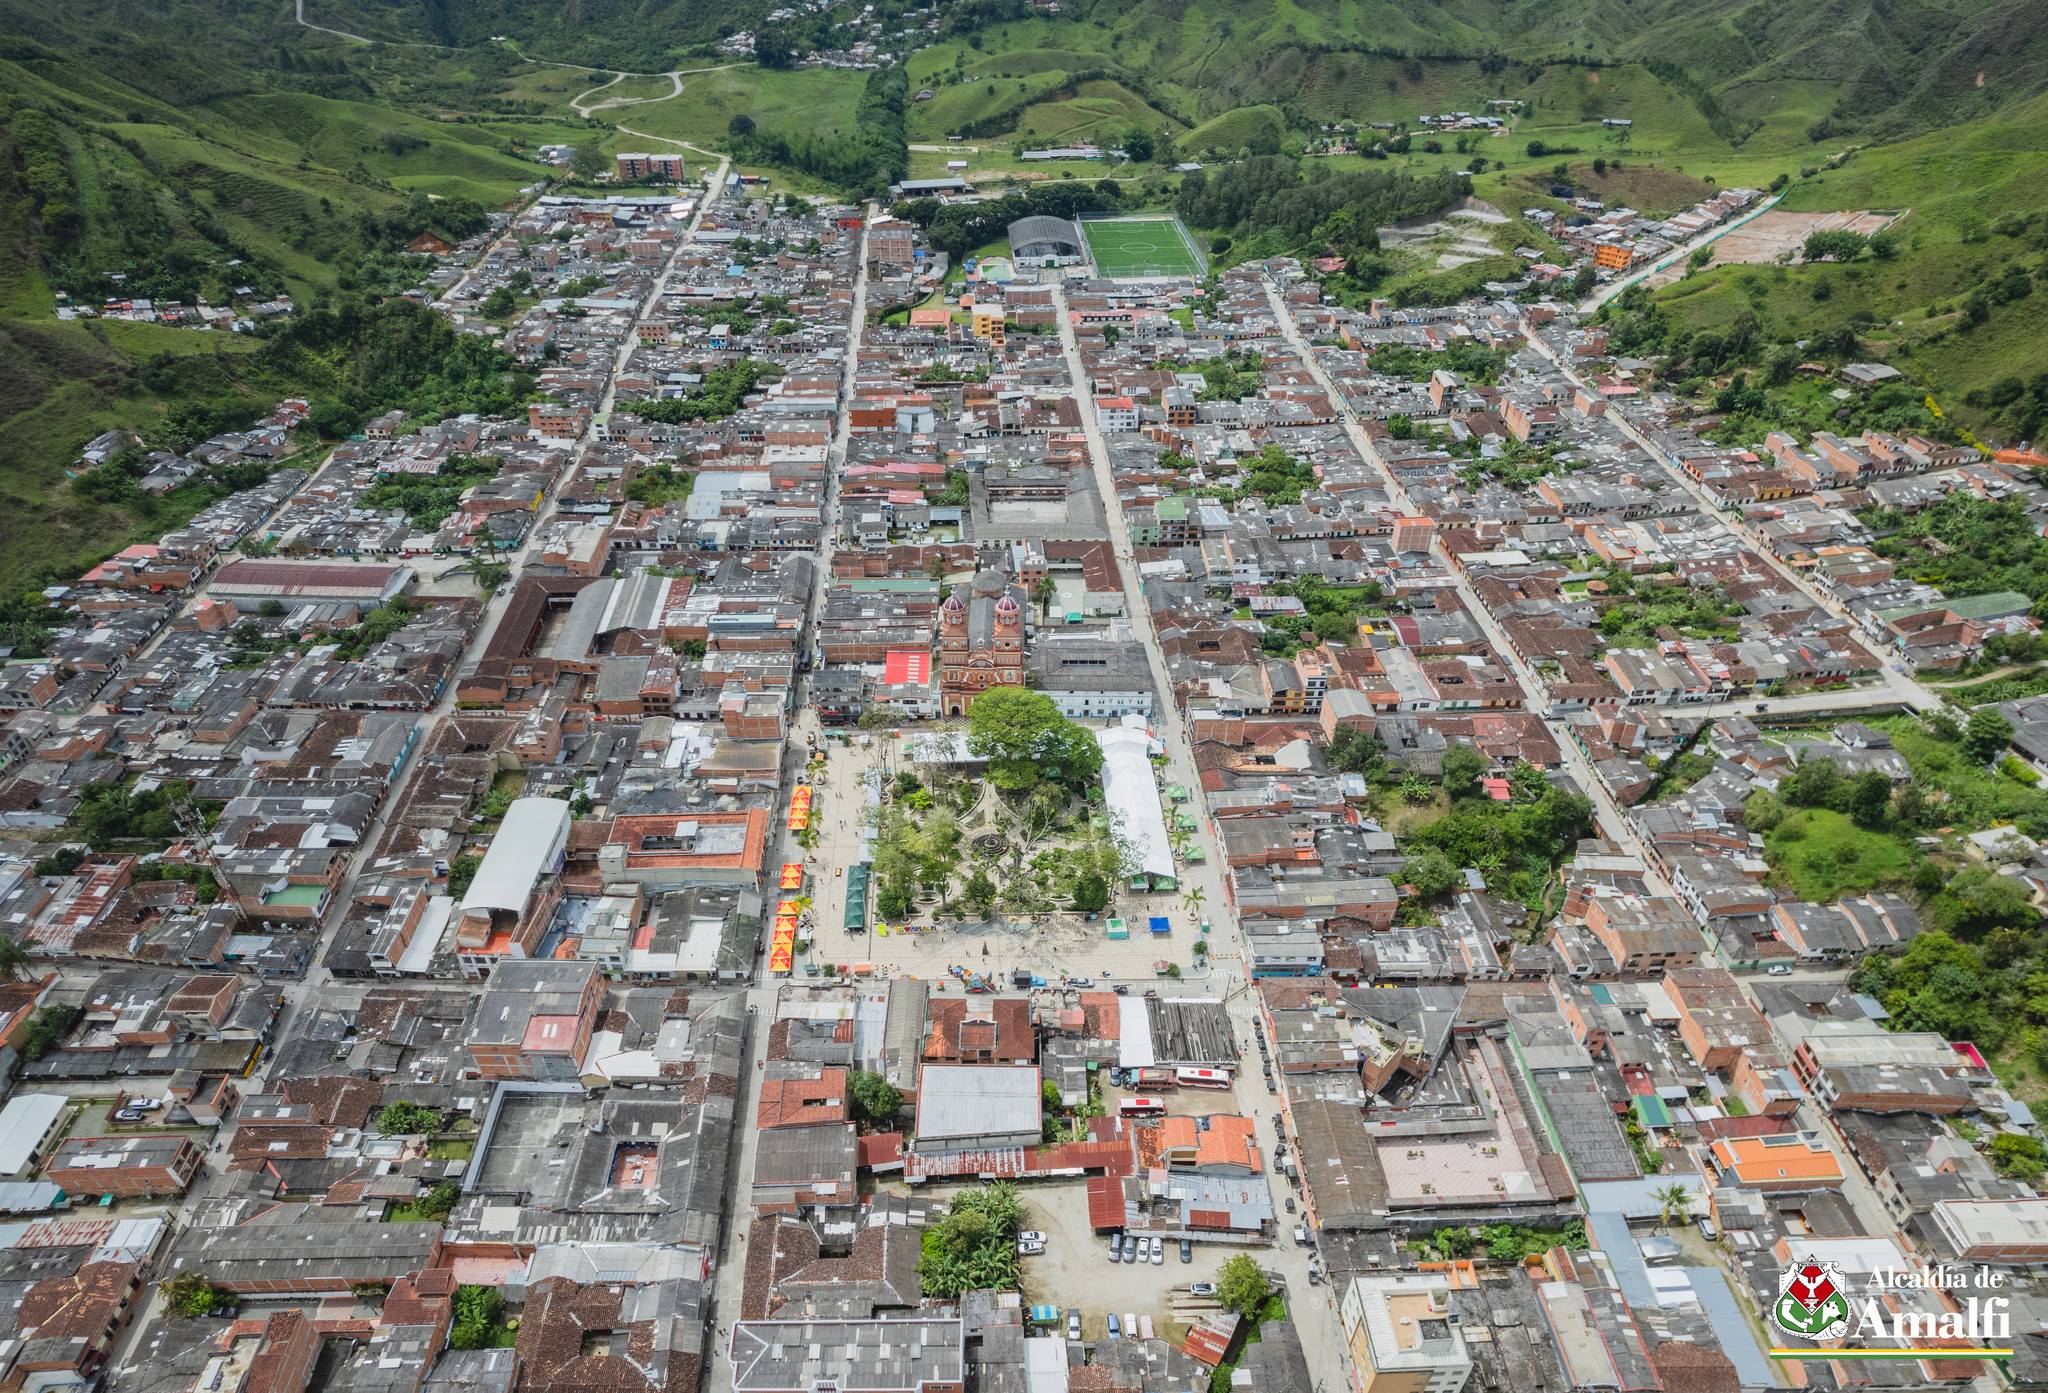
6,141,2048,1393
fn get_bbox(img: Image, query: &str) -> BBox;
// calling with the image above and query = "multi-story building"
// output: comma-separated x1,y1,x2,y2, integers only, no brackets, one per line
615,151,687,180
937,573,1025,717
44,1134,203,1198
1340,1274,1474,1393
466,959,604,1081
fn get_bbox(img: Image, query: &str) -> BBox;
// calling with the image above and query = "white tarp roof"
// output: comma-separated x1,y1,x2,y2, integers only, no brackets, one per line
1096,719,1173,881
460,798,571,916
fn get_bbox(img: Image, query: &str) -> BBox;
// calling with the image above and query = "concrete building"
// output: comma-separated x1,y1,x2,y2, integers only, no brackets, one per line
1340,1273,1474,1393
0,1094,69,1177
1930,1197,2048,1265
729,1317,964,1392
1705,1132,1845,1192
44,1133,202,1198
455,796,572,976
467,959,605,1081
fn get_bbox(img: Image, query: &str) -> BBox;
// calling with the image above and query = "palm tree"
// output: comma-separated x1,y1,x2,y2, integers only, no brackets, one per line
446,557,511,593
0,936,31,981
1184,884,1207,915
1651,1182,1692,1231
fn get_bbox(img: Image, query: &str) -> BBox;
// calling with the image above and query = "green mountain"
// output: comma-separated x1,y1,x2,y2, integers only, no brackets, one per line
2,0,2044,592
0,0,600,588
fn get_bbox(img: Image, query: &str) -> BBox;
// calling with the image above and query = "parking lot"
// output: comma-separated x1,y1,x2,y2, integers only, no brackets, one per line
1015,1181,1248,1341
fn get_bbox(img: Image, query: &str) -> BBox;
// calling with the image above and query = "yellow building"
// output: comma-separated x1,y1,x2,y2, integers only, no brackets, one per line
1340,1274,1473,1393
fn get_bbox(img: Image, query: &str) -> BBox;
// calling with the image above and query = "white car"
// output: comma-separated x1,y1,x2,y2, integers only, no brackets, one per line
1018,1231,1047,1245
1149,1236,1164,1265
1017,1240,1046,1256
1190,1282,1217,1297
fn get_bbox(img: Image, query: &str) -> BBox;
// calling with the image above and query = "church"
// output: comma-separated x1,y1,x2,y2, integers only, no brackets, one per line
938,570,1026,716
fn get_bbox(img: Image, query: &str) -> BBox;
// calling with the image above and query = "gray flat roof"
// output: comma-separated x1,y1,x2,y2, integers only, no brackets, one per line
913,1064,1041,1143
731,1318,963,1392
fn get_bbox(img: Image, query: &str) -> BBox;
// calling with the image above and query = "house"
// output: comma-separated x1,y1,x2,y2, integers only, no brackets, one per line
466,959,605,1081
44,1133,204,1198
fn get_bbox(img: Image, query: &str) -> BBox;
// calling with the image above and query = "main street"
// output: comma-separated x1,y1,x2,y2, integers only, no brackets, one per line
700,203,872,1393
1055,284,1353,1379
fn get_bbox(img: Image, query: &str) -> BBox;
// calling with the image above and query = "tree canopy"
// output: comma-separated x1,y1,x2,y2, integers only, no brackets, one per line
1216,1254,1269,1316
967,688,1103,792
917,1183,1023,1298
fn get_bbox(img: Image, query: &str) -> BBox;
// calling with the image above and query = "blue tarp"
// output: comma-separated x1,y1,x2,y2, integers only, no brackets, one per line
1148,916,1171,935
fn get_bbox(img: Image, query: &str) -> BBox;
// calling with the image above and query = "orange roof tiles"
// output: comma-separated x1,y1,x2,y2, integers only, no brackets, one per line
1708,1134,1843,1186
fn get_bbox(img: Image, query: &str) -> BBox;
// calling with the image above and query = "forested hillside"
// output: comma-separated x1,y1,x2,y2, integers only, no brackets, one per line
0,0,600,587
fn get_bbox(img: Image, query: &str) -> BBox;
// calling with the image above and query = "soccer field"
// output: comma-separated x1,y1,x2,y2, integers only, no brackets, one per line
1081,217,1205,278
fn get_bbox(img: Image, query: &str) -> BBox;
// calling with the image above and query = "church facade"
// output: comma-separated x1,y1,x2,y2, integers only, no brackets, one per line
938,571,1025,717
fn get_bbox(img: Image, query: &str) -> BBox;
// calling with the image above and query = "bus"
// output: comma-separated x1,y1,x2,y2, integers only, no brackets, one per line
1119,1097,1167,1117
1175,1067,1232,1090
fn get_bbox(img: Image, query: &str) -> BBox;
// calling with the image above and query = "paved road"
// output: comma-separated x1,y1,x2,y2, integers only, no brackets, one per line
1259,277,1677,894
1052,286,1241,959
700,207,871,1393
569,65,742,117
1519,325,1943,716
1054,285,1352,1377
1578,190,1787,313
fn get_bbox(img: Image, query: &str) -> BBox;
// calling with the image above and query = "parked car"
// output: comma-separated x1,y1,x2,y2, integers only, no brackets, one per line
1066,1310,1082,1342
112,1109,151,1123
1019,1231,1047,1245
1190,1282,1217,1298
1284,1197,1296,1214
1122,1235,1138,1263
1294,1224,1313,1247
1149,1236,1164,1265
1108,1237,1122,1263
1308,1268,1323,1286
1067,977,1093,988
1697,1217,1719,1241
1124,1312,1139,1339
1179,1239,1193,1263
1018,1240,1046,1256
1106,1314,1121,1339
1766,964,1794,976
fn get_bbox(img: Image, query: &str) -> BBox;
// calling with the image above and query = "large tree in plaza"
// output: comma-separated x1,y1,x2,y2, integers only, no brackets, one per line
966,688,1103,792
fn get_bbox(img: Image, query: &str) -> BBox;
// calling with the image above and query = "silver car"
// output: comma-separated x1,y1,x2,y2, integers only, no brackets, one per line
1149,1236,1164,1265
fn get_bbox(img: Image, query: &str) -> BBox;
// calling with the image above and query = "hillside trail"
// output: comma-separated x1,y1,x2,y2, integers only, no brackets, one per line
294,0,722,81
570,65,743,117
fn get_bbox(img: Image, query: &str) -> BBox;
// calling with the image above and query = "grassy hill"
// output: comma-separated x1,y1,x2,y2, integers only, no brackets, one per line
4,0,2046,593
0,1,593,590
1651,91,2048,441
